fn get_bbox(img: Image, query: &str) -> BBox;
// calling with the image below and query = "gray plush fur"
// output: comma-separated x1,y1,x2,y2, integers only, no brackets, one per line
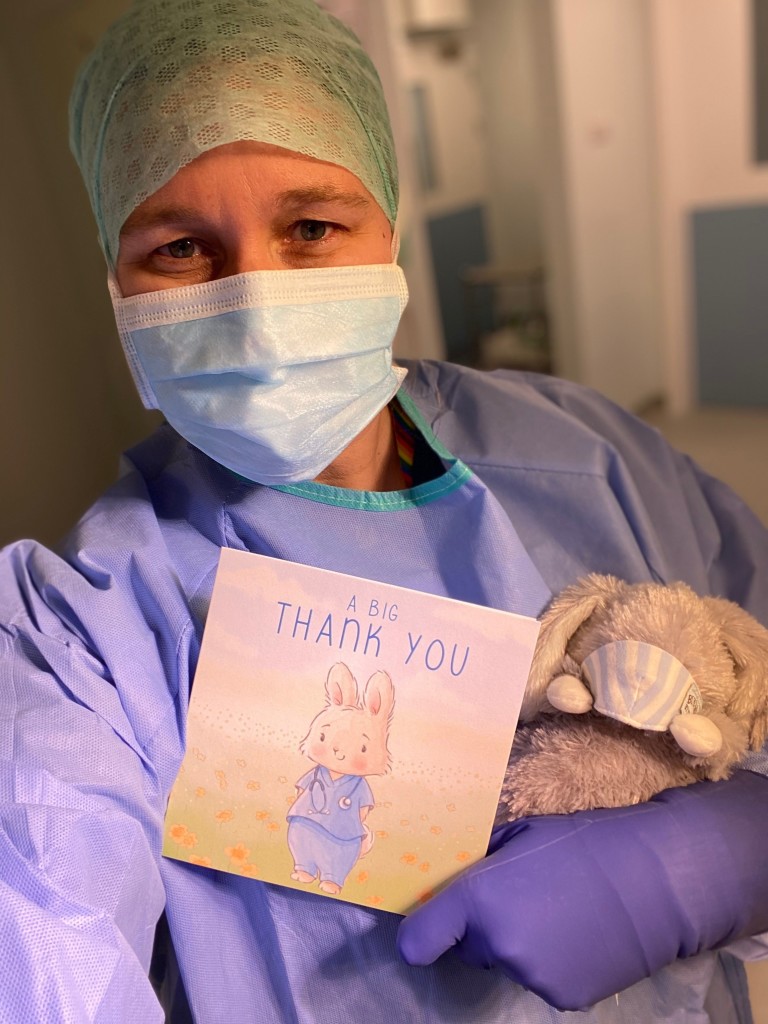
498,574,768,822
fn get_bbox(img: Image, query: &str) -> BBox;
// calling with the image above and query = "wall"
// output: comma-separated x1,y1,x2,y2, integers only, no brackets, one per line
536,0,663,410
470,0,768,411
651,0,768,412
387,0,494,361
0,0,158,548
471,0,543,272
394,12,490,220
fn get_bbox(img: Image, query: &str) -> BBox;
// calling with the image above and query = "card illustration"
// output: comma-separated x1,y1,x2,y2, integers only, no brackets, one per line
163,549,539,915
287,663,394,895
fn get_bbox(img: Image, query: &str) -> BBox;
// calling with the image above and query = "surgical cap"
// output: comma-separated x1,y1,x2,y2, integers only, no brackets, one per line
69,0,398,265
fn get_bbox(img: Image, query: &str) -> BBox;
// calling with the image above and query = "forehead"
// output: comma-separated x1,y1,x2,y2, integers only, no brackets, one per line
119,140,380,236
70,0,398,263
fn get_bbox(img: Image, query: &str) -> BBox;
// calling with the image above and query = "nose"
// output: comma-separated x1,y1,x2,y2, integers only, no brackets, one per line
220,239,285,278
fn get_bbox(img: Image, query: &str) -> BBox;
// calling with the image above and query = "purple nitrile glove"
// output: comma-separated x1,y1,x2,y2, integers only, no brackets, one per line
397,770,768,1011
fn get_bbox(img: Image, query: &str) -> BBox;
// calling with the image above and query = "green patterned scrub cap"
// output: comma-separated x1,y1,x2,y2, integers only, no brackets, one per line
69,0,399,265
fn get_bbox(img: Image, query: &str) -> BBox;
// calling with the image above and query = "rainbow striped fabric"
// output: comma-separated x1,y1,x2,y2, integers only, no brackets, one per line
391,400,417,487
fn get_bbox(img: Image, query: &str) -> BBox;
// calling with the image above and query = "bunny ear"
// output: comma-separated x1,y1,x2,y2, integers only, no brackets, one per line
363,670,395,718
521,574,627,720
704,596,768,750
326,662,359,708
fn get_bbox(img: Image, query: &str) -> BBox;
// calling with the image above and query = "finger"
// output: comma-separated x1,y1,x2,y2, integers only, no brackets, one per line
396,890,469,966
452,938,495,971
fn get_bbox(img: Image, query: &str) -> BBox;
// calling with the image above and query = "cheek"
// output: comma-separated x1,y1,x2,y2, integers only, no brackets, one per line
308,739,326,761
349,753,368,774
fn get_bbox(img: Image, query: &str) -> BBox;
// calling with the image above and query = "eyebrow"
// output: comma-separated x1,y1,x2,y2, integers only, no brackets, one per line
119,186,372,238
275,186,372,212
119,204,210,237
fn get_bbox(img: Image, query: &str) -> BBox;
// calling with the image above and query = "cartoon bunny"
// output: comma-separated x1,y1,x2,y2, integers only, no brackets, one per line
286,662,395,895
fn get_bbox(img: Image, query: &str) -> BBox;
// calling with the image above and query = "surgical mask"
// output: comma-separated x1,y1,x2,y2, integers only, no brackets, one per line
109,264,409,485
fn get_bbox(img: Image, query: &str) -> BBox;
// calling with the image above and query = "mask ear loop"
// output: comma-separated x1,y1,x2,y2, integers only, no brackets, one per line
388,224,408,380
390,225,401,263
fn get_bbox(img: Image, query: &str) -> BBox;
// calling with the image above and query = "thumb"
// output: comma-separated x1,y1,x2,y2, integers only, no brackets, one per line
397,888,469,966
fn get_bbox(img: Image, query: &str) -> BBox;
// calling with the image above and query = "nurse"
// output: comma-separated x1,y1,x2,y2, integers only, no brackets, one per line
0,0,767,1020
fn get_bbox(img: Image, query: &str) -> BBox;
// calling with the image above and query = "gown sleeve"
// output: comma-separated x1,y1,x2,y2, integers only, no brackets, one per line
524,372,768,618
0,522,193,1021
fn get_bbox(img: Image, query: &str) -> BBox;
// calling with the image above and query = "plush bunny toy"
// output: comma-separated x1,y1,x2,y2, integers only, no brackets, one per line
497,574,768,822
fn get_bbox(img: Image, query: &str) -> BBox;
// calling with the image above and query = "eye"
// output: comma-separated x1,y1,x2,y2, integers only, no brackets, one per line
158,237,202,259
319,732,326,742
361,744,367,754
292,220,330,243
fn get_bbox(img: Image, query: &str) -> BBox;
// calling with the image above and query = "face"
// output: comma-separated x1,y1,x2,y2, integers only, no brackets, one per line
115,140,394,297
304,708,378,777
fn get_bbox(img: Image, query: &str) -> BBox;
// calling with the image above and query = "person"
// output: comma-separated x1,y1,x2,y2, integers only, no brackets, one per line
1,0,767,1020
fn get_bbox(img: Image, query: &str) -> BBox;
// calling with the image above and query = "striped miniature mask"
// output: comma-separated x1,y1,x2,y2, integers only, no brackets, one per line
581,640,703,731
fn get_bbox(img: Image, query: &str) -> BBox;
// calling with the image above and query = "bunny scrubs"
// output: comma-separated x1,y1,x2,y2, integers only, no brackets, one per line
287,767,374,887
1,361,768,1023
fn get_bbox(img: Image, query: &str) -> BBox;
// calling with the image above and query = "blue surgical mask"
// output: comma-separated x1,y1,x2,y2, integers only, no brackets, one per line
109,264,409,485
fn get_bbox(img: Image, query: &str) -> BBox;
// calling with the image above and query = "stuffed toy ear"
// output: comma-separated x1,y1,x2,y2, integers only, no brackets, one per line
521,574,629,720
704,596,768,750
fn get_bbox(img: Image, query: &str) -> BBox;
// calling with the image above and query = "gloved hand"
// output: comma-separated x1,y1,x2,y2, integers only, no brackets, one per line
397,770,768,1011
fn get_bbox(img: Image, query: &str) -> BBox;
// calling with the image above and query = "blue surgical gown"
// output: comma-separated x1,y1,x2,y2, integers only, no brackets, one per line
1,360,767,1023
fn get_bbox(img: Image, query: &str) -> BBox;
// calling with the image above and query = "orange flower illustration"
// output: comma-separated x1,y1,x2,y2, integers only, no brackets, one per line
225,842,250,864
215,809,234,824
356,871,369,884
194,787,206,798
417,890,435,905
266,821,280,832
400,852,417,865
255,810,269,820
168,823,197,848
370,895,384,907
456,851,471,862
169,823,188,843
246,780,261,791
418,862,431,873
429,826,442,835
240,863,259,878
189,855,212,868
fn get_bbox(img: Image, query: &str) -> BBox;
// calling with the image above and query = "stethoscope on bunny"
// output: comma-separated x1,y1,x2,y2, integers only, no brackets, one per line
305,765,365,815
